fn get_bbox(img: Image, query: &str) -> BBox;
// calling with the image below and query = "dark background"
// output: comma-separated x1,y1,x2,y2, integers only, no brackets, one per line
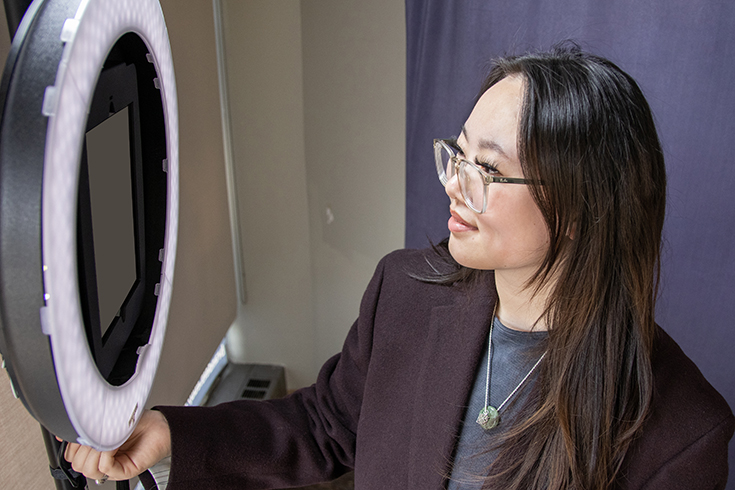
405,1,735,485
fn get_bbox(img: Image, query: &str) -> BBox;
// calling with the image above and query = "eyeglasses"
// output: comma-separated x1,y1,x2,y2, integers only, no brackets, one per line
433,138,533,214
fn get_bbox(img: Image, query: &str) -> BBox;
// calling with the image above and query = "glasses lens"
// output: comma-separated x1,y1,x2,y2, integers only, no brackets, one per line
434,141,455,185
458,162,485,213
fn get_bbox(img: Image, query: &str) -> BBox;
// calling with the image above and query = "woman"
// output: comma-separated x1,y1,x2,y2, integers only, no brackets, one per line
66,45,733,489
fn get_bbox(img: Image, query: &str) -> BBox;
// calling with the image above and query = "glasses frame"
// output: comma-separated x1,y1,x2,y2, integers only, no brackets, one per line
433,138,533,213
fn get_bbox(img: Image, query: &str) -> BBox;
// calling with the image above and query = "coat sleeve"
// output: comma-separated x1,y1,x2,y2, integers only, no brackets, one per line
636,413,733,490
617,327,735,490
151,254,391,490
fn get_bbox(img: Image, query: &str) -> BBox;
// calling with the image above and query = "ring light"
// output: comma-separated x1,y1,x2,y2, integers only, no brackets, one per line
0,0,178,451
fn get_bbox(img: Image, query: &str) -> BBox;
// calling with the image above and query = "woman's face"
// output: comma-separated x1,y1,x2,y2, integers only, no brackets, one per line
446,76,549,279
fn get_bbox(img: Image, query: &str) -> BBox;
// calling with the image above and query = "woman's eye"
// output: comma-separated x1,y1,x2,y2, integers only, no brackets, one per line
451,136,498,173
476,160,500,174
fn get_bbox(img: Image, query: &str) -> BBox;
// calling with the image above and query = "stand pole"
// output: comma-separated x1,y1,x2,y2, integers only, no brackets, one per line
41,425,86,490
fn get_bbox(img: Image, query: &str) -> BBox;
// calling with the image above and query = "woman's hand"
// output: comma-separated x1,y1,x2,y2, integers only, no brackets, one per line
63,409,172,482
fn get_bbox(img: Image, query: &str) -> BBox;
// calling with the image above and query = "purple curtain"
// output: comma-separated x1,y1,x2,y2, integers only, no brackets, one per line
405,0,735,484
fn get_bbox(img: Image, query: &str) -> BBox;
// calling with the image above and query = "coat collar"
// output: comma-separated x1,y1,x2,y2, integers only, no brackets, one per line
407,274,497,489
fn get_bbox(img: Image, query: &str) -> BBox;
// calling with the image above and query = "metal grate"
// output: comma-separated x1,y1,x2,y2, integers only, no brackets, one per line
202,363,286,406
246,378,271,389
240,389,267,400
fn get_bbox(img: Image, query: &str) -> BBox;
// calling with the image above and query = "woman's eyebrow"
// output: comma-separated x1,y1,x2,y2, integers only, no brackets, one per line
460,125,510,160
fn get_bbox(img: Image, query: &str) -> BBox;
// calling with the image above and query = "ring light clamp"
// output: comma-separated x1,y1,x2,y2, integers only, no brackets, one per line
0,0,178,451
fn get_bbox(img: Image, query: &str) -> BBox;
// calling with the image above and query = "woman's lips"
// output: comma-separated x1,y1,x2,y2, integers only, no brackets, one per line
448,210,477,233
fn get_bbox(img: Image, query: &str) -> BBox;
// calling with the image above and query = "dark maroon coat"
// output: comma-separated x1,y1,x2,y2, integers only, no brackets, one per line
147,248,734,489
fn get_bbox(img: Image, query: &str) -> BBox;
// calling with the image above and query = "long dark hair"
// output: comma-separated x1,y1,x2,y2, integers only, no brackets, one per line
434,44,667,489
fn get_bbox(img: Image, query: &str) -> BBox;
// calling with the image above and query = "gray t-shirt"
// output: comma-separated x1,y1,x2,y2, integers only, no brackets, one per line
448,317,547,489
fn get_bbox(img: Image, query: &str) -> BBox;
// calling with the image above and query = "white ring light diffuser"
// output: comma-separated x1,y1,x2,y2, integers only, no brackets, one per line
0,0,178,451
43,0,178,450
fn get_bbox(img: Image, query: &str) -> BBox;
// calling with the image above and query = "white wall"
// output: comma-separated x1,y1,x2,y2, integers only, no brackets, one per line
221,0,406,388
218,0,316,389
146,0,238,407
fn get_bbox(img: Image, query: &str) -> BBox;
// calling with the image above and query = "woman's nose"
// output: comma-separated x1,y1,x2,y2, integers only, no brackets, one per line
445,172,462,201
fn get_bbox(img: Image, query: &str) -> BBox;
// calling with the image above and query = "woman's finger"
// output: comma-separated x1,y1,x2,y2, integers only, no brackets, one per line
66,443,89,472
66,444,107,480
68,444,91,473
81,447,105,479
99,449,129,480
63,442,77,462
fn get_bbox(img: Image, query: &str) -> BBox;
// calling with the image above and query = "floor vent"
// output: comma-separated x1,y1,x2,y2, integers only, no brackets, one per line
203,363,286,406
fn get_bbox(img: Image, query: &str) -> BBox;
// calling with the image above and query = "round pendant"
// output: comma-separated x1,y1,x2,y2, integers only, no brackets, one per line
477,405,500,430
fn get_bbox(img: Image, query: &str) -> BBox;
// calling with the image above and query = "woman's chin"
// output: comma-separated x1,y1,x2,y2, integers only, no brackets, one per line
447,235,482,270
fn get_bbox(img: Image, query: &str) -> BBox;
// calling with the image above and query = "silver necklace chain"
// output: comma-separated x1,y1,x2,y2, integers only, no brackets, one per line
477,315,547,430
